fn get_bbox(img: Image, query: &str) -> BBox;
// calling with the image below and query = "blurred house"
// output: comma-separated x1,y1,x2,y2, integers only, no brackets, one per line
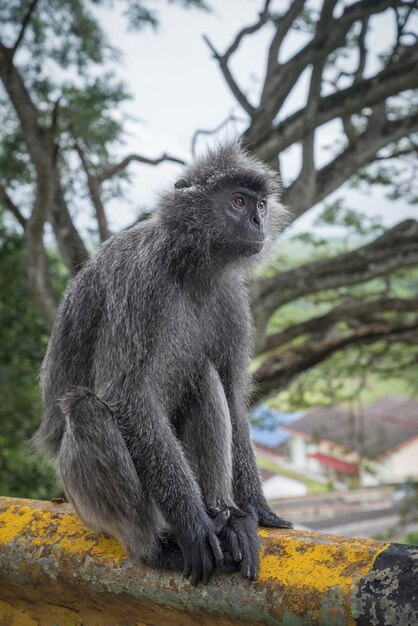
284,396,418,487
251,406,303,453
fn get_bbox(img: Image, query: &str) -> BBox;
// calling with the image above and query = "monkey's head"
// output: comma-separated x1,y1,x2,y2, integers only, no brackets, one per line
160,142,286,263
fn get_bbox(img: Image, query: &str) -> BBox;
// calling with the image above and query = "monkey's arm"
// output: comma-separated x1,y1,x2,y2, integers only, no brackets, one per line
124,391,223,585
180,361,261,580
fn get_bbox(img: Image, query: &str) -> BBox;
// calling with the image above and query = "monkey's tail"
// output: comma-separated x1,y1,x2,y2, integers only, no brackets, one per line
57,387,162,563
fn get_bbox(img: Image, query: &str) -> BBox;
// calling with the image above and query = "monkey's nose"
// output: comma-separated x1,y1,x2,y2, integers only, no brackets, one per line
251,213,261,228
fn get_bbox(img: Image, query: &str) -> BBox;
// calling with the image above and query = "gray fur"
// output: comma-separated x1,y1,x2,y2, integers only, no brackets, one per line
33,142,292,586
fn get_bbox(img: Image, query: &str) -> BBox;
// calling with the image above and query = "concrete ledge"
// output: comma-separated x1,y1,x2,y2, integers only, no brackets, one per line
0,496,417,625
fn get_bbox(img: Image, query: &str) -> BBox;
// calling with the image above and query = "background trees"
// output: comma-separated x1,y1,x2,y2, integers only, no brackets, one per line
202,0,418,402
1,0,417,495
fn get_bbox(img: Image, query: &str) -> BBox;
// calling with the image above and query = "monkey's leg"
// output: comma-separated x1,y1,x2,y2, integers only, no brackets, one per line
180,362,260,580
58,388,184,570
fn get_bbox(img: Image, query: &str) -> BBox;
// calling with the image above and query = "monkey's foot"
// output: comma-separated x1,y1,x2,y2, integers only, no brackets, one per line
209,505,260,580
257,504,293,529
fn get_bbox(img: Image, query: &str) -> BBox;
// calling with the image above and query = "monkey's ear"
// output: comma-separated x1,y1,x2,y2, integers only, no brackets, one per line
174,178,192,190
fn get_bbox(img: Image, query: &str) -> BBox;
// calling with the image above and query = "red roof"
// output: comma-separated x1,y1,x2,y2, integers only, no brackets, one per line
307,453,358,474
285,397,418,458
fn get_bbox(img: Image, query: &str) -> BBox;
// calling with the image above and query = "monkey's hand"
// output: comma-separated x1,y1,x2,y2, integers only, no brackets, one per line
210,505,260,580
179,517,224,587
208,505,231,534
255,500,293,529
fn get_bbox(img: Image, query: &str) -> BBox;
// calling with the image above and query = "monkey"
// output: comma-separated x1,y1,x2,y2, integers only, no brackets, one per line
33,142,292,587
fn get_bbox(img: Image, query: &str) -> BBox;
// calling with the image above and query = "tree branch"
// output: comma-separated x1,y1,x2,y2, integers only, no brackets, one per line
251,219,418,349
296,2,336,199
0,42,88,284
252,317,418,401
0,42,58,325
11,0,39,58
389,3,416,62
264,0,306,83
375,142,418,159
0,43,45,161
72,136,110,242
50,96,62,134
342,16,369,140
25,170,59,328
96,152,186,184
261,296,418,354
222,0,272,58
202,1,273,118
0,182,27,229
285,108,418,219
191,113,245,157
203,35,256,117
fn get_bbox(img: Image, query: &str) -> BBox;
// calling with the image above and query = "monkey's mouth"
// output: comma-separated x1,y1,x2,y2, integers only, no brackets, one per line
242,239,265,247
240,239,265,254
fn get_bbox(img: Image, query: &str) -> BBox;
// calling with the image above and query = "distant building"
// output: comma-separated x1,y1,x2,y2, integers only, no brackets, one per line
284,396,418,487
250,406,303,452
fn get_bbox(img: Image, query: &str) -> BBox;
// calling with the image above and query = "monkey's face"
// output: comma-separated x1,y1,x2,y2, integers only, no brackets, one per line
210,183,268,258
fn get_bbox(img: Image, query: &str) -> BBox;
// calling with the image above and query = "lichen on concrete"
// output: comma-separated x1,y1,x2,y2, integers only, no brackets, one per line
0,496,410,626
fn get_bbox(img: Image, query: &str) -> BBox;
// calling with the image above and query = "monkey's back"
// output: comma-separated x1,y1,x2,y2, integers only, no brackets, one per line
36,222,158,456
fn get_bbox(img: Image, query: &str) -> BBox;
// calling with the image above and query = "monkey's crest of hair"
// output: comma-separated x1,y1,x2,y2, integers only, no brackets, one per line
176,142,281,198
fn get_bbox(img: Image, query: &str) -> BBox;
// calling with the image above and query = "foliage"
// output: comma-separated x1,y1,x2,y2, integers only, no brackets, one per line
405,531,418,546
399,481,418,530
0,212,59,498
375,482,418,544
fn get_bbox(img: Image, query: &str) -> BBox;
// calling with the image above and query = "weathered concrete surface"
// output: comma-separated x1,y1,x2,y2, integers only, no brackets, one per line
0,496,416,625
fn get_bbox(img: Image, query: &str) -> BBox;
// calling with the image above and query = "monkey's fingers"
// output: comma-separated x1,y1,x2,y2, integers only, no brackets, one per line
239,532,260,581
230,530,242,563
183,548,203,587
183,541,217,586
259,509,294,529
229,515,260,581
241,557,259,580
183,556,192,580
212,508,230,534
273,517,293,529
195,540,219,586
222,527,242,563
190,553,203,587
201,544,216,585
228,505,247,518
208,531,224,567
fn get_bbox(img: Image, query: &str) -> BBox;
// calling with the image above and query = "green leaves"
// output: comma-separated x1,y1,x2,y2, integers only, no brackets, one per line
315,198,384,237
0,212,59,497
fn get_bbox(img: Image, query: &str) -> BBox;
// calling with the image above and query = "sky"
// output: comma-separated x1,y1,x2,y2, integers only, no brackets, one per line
94,0,417,236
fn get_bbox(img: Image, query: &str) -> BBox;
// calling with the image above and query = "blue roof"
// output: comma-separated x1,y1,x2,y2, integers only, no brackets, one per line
250,407,303,448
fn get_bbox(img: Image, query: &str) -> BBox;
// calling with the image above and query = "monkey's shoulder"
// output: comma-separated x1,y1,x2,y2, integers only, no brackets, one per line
85,223,164,291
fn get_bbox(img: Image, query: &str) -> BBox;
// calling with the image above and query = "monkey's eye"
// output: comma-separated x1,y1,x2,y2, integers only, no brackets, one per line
257,200,267,211
233,197,245,209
